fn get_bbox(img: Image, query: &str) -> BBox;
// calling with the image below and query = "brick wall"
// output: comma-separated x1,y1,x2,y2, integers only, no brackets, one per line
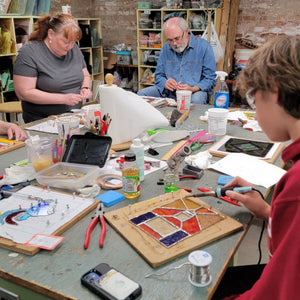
50,0,300,50
236,0,300,48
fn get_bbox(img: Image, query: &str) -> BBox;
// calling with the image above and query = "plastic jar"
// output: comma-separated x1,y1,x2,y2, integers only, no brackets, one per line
26,137,53,172
207,108,229,135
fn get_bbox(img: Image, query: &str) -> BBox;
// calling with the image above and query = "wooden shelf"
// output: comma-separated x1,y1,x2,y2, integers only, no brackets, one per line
115,64,138,68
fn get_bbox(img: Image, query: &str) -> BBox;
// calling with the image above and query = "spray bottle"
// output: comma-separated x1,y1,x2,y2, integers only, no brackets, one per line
214,71,229,109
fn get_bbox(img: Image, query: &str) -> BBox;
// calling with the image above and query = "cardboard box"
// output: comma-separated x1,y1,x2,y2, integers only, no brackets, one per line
103,51,117,69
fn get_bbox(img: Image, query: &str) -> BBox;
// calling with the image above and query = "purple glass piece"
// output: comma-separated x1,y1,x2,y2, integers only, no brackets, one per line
130,211,156,225
160,230,188,247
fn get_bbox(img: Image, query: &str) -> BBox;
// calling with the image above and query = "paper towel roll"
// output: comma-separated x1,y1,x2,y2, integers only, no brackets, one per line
99,85,169,144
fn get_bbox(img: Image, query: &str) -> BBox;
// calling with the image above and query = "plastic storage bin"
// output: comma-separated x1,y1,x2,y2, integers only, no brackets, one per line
36,162,100,191
116,51,132,65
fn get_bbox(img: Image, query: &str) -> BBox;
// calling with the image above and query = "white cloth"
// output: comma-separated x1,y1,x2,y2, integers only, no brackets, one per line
0,164,36,185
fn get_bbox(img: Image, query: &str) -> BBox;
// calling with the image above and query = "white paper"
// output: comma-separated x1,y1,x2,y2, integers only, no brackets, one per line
209,153,286,188
25,120,84,134
0,186,94,244
99,156,167,177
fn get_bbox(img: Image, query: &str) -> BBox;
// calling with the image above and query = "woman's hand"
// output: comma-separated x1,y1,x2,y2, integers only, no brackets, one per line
64,93,84,106
80,88,93,100
225,176,270,221
6,123,27,141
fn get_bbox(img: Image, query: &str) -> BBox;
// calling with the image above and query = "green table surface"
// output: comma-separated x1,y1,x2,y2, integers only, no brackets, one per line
0,105,281,300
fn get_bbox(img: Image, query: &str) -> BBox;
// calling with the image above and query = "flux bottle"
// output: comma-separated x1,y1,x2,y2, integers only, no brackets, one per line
122,153,141,199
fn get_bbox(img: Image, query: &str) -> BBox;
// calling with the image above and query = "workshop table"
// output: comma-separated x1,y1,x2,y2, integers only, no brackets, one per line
0,105,282,300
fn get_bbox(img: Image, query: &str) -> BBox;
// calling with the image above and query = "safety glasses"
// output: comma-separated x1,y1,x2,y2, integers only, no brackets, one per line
246,88,256,110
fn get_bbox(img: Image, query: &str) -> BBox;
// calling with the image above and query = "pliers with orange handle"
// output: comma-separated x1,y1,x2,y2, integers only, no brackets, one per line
84,202,106,249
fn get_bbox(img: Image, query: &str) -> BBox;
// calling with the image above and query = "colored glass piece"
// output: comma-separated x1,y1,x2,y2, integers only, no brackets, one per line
164,216,181,227
183,198,202,210
130,211,156,225
147,218,177,236
197,214,224,229
153,208,183,216
182,216,200,235
163,199,186,209
176,212,191,222
196,207,215,214
139,224,161,239
160,231,188,247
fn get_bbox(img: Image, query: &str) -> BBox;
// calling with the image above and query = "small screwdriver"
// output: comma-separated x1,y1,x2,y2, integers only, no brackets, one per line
191,186,253,198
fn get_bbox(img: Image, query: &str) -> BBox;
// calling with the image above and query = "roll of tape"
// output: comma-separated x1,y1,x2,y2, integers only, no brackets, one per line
97,174,123,190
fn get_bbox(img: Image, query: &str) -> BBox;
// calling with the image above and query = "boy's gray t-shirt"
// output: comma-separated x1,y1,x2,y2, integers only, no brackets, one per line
13,41,87,122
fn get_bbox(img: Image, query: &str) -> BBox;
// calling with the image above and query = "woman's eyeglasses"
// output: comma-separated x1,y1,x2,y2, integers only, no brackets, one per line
246,88,256,109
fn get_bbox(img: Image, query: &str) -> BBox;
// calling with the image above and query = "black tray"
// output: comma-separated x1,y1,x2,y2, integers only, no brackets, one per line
62,133,112,168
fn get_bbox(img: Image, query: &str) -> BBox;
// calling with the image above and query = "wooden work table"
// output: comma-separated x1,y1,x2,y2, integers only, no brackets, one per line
0,105,283,299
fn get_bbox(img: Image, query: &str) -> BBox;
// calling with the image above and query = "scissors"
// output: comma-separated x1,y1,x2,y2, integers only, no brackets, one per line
84,202,106,249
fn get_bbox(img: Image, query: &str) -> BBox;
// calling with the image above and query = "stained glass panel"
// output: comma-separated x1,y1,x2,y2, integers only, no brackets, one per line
129,197,224,248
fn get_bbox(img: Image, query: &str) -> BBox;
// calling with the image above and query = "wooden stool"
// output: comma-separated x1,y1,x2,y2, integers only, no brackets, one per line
0,101,23,124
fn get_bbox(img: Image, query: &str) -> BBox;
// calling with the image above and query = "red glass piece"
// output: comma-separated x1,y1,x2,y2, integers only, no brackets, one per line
153,208,183,216
139,223,161,239
182,216,201,235
164,216,181,228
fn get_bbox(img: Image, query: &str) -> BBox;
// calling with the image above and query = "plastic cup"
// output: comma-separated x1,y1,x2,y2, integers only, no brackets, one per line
208,108,229,135
176,90,192,112
81,104,101,129
62,5,71,14
26,137,53,172
56,116,80,140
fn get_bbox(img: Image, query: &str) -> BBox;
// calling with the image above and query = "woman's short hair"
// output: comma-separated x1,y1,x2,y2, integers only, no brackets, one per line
30,13,82,42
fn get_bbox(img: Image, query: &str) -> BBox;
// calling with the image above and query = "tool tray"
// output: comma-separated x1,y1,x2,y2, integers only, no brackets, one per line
63,132,112,168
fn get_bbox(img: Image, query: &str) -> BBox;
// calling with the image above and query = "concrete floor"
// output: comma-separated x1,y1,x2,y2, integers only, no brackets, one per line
234,217,269,266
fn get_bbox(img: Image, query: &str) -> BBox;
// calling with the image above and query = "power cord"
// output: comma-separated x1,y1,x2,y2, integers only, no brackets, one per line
252,188,266,265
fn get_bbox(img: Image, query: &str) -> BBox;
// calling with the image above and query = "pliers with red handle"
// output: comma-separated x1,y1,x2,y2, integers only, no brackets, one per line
84,202,106,249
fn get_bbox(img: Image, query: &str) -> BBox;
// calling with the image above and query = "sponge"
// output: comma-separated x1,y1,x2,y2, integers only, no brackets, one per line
95,190,125,207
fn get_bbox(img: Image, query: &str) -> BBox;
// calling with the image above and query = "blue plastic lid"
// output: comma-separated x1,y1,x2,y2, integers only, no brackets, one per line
116,51,131,55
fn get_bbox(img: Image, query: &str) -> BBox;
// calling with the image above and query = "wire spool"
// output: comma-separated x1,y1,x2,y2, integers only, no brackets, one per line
188,250,212,287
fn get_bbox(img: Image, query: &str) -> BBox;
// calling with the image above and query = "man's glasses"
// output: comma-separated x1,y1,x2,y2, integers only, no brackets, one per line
246,88,256,109
167,32,184,44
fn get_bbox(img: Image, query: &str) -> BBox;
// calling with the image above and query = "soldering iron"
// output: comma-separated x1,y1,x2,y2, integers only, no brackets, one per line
191,186,253,199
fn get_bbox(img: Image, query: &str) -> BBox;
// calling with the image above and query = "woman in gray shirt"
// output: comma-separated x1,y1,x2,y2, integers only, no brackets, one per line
13,13,92,123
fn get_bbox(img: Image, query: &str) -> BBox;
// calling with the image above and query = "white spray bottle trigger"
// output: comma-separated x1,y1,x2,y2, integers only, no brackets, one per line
215,71,228,81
